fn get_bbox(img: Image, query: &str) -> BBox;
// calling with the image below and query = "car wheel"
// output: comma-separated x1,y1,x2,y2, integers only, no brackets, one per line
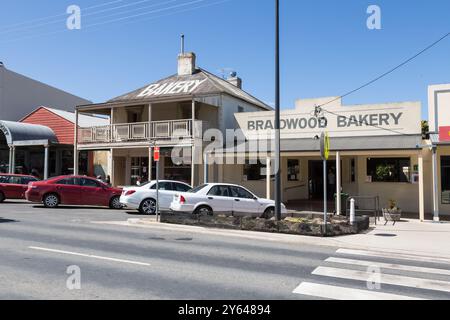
194,205,213,216
43,194,59,208
139,198,156,215
262,207,275,219
109,196,122,209
0,192,5,203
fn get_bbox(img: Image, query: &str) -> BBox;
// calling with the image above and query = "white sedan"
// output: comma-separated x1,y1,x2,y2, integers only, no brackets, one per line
170,183,288,218
120,180,192,214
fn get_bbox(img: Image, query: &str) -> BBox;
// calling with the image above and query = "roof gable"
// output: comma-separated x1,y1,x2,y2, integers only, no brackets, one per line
108,69,271,110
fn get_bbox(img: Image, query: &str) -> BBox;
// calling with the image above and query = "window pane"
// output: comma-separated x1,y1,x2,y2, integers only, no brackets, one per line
208,186,230,197
175,183,191,192
80,178,100,188
287,159,300,181
0,176,9,183
366,158,410,183
230,186,254,199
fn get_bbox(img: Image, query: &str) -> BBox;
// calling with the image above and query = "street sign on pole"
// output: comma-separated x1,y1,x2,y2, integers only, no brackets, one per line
154,147,160,222
320,132,330,235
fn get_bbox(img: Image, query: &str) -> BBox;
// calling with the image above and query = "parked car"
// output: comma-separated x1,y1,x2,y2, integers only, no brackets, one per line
25,175,123,209
170,183,288,218
0,174,39,202
120,180,192,214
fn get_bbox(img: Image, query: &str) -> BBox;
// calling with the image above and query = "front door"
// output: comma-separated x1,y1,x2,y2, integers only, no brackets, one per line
308,160,338,201
79,177,109,206
55,177,81,205
206,185,233,215
151,181,176,210
229,186,261,216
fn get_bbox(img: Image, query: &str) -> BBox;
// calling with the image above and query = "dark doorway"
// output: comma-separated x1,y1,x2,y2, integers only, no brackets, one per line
308,160,337,200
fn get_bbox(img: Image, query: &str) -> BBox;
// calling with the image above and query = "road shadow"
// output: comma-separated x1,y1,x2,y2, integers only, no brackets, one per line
0,218,18,223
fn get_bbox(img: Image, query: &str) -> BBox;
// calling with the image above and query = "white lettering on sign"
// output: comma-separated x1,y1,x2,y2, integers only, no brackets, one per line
137,79,207,98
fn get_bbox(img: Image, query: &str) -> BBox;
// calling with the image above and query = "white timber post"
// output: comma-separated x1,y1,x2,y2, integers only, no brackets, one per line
432,147,440,222
266,156,271,199
418,151,425,222
44,145,49,180
336,151,341,215
73,109,79,175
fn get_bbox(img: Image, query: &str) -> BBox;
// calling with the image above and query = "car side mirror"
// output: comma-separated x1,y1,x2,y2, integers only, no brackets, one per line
253,197,258,200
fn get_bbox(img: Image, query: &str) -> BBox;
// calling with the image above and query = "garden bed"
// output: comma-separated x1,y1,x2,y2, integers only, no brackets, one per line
160,212,370,237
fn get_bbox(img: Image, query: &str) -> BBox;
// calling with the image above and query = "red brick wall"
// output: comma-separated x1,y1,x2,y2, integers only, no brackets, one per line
21,107,75,145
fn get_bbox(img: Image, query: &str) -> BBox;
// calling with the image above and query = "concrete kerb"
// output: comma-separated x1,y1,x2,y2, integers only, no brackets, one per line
91,217,450,261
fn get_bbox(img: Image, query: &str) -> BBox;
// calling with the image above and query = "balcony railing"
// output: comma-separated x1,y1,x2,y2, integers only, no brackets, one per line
78,119,204,145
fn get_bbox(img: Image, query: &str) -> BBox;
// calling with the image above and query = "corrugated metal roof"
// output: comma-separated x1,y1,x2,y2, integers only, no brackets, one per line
0,120,57,145
107,68,272,110
44,107,109,127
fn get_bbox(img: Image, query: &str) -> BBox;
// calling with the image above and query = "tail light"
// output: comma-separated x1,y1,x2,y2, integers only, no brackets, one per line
179,195,186,204
125,190,136,196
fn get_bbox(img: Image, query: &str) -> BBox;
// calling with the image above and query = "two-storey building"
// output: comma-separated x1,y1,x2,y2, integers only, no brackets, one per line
75,52,271,187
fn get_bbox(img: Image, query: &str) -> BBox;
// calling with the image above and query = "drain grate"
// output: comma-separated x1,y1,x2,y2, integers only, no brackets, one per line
374,233,397,237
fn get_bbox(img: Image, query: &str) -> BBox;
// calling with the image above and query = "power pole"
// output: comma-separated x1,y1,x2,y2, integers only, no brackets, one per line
274,0,282,221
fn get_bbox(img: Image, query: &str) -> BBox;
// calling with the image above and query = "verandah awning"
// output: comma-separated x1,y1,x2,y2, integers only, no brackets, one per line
0,120,58,147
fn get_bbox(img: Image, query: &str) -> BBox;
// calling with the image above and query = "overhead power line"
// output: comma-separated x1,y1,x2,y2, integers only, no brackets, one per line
313,31,450,136
318,31,450,110
0,0,123,32
0,0,229,45
0,0,165,36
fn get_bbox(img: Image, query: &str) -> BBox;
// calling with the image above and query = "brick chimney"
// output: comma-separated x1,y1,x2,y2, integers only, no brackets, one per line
178,52,196,76
227,72,242,89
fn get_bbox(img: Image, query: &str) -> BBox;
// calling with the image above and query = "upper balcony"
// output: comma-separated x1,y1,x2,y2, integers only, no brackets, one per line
78,119,204,146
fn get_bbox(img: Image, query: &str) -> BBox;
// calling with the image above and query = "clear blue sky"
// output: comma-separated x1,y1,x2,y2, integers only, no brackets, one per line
1,0,449,119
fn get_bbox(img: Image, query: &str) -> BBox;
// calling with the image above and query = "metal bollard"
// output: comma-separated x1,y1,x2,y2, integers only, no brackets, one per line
350,198,356,225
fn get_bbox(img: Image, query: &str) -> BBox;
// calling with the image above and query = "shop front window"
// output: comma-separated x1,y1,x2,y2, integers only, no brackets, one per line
243,159,273,181
366,158,411,183
287,159,300,181
441,156,450,204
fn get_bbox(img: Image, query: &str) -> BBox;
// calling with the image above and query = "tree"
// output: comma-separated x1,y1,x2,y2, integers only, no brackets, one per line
421,120,430,139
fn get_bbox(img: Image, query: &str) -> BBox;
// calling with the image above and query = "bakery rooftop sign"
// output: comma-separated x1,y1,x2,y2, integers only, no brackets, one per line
137,79,207,98
235,102,422,139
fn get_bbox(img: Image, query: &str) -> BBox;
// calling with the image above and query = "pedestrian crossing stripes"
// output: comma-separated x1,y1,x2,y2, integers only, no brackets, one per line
293,248,450,300
293,282,425,300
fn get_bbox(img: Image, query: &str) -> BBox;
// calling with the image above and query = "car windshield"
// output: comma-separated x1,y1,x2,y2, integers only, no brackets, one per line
188,184,208,193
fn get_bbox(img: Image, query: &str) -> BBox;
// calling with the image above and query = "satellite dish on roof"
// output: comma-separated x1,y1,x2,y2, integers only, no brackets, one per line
230,71,237,78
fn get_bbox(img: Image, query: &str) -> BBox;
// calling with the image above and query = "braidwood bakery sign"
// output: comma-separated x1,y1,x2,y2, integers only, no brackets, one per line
235,103,422,139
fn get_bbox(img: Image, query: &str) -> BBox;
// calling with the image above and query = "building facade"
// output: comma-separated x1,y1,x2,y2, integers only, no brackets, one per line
0,107,108,179
75,52,271,187
0,62,91,121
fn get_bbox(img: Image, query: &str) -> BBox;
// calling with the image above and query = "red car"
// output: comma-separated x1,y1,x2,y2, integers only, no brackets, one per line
0,174,39,202
25,175,123,209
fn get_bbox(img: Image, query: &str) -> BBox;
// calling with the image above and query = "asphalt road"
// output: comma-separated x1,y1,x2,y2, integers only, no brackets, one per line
0,201,449,300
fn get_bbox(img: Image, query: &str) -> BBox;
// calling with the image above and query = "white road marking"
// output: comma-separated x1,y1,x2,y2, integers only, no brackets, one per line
336,248,450,265
313,266,450,293
326,257,450,276
293,282,426,300
29,246,150,266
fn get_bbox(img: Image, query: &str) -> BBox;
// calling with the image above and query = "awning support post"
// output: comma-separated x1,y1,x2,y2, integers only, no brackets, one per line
432,147,440,222
44,145,49,180
336,151,341,215
418,151,425,222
